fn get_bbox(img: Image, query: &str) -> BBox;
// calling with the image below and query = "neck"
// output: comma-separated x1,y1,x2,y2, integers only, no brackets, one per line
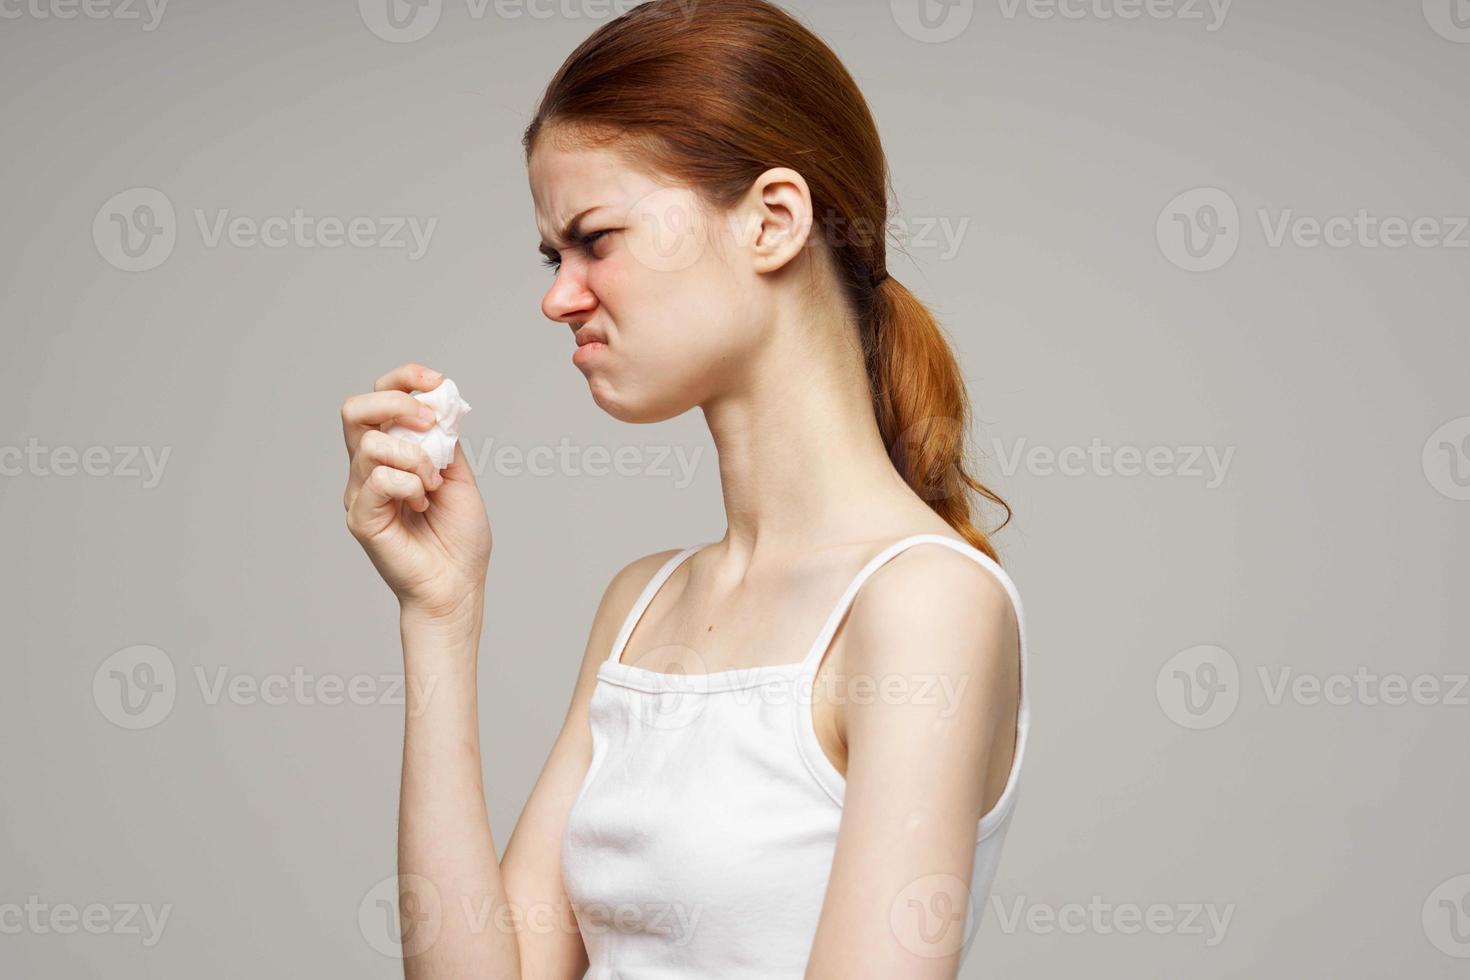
698,307,920,572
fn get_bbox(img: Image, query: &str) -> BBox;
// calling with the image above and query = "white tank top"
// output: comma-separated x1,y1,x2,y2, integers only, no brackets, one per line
561,533,1031,977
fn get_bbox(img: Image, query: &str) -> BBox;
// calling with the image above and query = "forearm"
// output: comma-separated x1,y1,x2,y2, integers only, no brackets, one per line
397,604,520,980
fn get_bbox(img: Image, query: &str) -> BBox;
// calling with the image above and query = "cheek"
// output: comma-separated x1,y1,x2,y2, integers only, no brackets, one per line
596,318,720,416
599,261,756,380
624,291,727,365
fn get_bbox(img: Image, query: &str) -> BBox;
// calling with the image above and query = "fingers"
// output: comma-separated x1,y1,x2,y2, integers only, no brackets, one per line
347,431,443,509
341,390,437,458
438,437,472,482
375,363,443,394
346,464,431,541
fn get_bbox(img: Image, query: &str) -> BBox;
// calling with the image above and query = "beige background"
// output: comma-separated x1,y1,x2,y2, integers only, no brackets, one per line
2,0,1467,976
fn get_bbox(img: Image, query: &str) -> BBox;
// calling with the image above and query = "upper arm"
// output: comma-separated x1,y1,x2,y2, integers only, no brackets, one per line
498,547,682,979
805,545,1021,980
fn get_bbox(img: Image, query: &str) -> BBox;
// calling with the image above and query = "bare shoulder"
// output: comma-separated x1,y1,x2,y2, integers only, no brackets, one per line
599,545,686,613
545,545,691,727
575,546,686,672
842,536,1021,680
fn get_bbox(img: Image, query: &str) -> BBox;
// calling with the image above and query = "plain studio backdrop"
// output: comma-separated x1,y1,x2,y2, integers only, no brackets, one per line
1,0,1466,976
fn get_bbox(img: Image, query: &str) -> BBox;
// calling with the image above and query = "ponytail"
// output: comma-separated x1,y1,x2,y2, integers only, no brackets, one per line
865,276,1011,562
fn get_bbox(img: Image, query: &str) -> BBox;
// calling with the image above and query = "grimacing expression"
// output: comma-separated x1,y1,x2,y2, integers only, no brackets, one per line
530,140,776,423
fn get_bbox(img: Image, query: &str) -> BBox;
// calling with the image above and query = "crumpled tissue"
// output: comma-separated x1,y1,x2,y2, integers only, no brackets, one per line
380,377,472,470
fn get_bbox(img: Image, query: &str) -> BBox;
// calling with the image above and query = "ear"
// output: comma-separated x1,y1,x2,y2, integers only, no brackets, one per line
736,167,816,277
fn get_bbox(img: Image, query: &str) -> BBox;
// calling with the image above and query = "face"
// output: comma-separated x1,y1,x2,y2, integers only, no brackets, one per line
529,136,781,422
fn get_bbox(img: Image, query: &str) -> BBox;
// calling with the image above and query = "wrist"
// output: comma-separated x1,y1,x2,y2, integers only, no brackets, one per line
399,592,485,643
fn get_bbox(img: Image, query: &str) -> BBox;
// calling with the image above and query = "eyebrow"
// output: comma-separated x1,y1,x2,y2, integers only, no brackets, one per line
538,206,604,258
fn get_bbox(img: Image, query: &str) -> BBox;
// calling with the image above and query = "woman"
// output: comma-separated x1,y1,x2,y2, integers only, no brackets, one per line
340,1,1029,976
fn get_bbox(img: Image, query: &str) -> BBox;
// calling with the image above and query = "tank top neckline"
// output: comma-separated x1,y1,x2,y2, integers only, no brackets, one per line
590,530,1032,844
599,531,1020,690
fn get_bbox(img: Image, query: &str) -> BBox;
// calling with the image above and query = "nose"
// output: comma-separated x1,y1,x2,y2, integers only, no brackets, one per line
541,264,597,326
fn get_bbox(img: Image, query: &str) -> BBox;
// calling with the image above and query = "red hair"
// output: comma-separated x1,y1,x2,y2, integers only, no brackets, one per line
524,0,1011,560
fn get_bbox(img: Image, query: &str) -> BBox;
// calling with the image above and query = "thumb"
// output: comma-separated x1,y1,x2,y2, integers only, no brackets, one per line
439,439,478,486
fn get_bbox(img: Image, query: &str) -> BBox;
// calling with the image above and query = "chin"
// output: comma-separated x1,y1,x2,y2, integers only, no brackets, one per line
588,379,693,424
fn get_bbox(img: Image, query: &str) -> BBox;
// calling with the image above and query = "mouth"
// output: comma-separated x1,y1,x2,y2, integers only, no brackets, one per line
571,325,609,369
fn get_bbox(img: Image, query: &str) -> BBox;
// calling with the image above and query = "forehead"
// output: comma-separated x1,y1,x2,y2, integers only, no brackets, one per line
528,140,658,242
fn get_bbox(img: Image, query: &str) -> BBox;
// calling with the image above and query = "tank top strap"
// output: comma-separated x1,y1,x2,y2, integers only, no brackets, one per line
797,532,1028,677
605,542,713,665
791,532,1031,835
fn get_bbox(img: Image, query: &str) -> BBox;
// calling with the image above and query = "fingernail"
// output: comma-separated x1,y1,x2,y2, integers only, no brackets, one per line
418,405,436,423
422,367,442,381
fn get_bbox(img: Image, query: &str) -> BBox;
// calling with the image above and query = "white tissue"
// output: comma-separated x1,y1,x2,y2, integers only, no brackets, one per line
380,377,472,470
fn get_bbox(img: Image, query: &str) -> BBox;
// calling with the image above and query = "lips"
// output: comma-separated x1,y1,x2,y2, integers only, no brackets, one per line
573,327,607,348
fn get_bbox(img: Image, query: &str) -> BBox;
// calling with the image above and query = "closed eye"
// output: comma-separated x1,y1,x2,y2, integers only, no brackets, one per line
540,230,611,273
